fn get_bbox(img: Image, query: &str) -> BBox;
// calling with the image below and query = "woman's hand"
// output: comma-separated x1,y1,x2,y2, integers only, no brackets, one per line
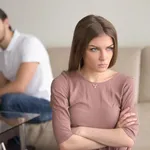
72,127,84,136
117,107,137,128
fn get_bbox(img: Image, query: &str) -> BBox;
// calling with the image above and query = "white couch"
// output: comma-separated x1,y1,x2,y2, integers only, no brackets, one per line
26,46,150,150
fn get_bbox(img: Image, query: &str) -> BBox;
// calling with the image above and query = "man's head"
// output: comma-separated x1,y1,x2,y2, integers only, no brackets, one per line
0,9,13,49
0,8,8,21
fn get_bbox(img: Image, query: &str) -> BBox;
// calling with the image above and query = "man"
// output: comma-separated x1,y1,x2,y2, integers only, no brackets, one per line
0,8,53,123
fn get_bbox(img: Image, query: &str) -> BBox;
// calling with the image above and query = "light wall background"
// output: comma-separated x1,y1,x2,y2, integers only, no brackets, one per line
1,0,150,47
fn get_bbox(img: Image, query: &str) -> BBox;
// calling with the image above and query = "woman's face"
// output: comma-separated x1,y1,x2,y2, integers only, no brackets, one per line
83,34,114,73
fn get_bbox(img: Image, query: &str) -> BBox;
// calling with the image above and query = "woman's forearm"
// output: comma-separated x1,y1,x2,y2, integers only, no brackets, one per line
78,127,134,148
60,134,106,150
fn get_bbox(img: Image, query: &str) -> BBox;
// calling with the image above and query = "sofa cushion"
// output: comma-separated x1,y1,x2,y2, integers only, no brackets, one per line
139,47,150,102
48,47,70,78
26,121,58,150
133,103,150,150
112,48,141,102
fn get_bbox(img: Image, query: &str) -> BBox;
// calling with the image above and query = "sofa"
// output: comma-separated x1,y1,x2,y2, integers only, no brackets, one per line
25,46,150,150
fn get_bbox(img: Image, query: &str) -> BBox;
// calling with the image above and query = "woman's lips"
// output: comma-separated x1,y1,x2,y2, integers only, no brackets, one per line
98,64,108,68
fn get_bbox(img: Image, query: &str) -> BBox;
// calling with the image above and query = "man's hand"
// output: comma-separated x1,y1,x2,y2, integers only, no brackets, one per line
117,107,137,128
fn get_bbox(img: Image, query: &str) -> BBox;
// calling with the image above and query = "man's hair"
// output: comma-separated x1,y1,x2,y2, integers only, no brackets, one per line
68,14,118,72
0,8,12,30
0,8,8,21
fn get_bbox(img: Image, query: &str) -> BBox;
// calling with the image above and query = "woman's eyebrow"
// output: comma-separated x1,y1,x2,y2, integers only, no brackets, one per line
89,44,114,48
107,44,114,47
89,44,97,47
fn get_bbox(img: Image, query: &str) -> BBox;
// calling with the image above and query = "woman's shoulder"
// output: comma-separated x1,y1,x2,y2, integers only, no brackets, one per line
52,71,78,86
112,71,134,86
117,72,134,82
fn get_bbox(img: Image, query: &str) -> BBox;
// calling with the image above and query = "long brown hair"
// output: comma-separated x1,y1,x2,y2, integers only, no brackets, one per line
68,14,118,72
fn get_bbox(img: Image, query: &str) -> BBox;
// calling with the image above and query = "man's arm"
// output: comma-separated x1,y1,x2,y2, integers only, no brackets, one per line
0,62,39,96
0,72,9,88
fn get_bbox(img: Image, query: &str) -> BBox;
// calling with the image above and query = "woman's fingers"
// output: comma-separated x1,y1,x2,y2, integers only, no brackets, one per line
119,117,137,126
119,113,136,123
118,114,137,128
123,121,137,127
117,107,137,128
120,107,130,117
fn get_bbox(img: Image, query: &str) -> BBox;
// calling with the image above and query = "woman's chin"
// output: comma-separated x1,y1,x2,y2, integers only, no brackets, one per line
96,68,108,72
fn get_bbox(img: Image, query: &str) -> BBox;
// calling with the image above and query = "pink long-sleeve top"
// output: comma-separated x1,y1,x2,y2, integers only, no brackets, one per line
51,71,139,150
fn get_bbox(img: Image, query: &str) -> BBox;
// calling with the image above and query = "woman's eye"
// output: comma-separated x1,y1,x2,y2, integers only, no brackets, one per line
107,47,114,51
90,48,98,52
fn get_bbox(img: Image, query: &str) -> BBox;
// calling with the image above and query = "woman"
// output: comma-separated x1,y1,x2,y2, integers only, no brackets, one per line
51,15,139,150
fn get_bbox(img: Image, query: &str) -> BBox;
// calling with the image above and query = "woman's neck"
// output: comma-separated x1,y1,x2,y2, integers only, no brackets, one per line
80,68,114,83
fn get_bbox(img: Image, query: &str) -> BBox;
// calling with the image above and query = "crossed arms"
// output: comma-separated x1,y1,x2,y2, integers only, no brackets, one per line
51,75,139,150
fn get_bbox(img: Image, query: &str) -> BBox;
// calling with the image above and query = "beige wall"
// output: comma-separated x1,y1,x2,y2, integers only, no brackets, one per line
1,0,150,47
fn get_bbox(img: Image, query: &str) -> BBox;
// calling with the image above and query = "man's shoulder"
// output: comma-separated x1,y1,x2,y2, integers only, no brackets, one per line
13,30,48,59
19,33,41,46
14,30,43,48
17,36,47,55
